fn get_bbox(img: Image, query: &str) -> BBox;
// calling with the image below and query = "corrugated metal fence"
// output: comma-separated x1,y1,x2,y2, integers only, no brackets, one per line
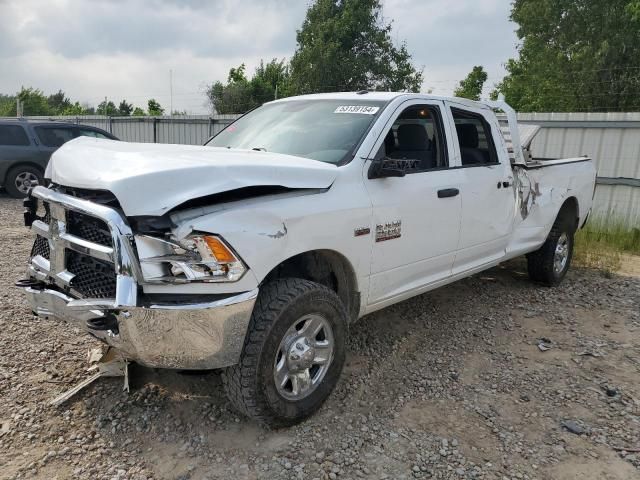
14,112,640,226
23,114,238,145
519,112,640,226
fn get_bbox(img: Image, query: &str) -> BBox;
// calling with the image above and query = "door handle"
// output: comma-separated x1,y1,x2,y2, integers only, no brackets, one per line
437,188,459,198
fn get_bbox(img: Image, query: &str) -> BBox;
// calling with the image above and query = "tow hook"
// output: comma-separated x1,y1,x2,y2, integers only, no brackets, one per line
23,194,37,227
15,278,45,290
86,314,119,334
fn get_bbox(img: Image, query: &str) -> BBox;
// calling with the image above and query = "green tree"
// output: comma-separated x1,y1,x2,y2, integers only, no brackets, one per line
206,59,290,114
17,87,52,115
228,64,248,83
208,80,253,114
0,94,17,116
61,102,89,115
118,100,133,116
494,0,640,112
132,106,146,116
289,0,423,94
454,66,488,101
147,99,164,116
213,63,254,113
0,89,95,116
47,90,71,114
628,0,640,19
251,59,291,102
83,104,96,115
97,100,118,115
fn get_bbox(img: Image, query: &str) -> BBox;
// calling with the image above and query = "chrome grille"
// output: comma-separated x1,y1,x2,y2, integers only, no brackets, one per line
26,186,138,305
66,210,112,247
30,203,51,259
67,252,117,298
31,235,50,259
29,202,117,298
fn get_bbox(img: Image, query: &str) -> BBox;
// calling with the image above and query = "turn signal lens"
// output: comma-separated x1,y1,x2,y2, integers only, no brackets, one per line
202,235,237,263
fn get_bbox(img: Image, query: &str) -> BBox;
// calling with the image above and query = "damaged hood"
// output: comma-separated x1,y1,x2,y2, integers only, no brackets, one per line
46,137,338,216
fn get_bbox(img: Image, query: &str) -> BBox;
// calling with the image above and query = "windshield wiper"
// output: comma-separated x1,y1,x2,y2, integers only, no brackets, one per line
251,147,267,152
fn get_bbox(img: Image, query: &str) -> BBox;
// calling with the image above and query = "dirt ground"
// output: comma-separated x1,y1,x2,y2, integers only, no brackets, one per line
1,194,639,480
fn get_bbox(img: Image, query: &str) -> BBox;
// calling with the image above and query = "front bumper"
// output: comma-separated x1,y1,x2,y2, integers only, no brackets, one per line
24,286,258,370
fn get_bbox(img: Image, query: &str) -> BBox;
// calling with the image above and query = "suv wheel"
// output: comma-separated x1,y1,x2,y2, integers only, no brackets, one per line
223,278,347,427
5,166,43,198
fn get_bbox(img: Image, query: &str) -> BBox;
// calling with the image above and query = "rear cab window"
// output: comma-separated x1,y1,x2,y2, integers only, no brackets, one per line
34,126,75,148
0,125,30,146
451,108,498,166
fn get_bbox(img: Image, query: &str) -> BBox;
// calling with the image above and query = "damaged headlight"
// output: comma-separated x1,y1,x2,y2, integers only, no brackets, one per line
138,234,246,283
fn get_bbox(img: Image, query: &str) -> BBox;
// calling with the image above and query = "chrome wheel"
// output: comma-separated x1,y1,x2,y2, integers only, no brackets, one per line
554,232,570,274
274,313,334,401
14,171,39,194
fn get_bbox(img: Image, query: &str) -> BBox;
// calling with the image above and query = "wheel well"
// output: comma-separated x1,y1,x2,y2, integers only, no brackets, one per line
3,162,44,184
557,197,579,231
262,250,360,322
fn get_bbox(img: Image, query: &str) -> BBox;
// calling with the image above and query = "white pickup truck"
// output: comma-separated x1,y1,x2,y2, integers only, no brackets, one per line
20,92,596,426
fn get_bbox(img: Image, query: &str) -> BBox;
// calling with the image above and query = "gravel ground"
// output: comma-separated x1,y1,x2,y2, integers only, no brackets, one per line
1,194,639,480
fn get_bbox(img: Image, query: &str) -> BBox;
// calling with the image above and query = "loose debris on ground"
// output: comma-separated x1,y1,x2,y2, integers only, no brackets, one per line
1,195,639,480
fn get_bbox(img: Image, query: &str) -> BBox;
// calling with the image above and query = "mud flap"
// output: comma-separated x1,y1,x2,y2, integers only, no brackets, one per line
49,347,129,406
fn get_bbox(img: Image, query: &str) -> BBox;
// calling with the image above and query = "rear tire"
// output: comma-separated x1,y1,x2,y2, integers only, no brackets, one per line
223,278,347,427
5,165,44,198
527,214,575,286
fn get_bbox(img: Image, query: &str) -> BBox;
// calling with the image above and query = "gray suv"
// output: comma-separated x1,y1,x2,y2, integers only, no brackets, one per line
0,119,118,198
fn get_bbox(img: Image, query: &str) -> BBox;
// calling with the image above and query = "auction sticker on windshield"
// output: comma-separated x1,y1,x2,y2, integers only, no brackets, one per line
334,105,380,115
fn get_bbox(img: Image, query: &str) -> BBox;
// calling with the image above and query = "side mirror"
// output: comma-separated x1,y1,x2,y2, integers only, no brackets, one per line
367,157,406,179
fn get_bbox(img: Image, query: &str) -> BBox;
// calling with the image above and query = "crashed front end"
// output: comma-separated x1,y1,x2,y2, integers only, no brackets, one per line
20,185,258,370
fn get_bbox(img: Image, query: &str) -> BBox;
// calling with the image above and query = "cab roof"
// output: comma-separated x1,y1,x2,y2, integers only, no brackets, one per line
270,91,491,110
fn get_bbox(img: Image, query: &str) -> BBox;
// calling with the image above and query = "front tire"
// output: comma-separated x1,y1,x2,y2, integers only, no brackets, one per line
527,214,575,286
223,278,347,427
5,165,44,198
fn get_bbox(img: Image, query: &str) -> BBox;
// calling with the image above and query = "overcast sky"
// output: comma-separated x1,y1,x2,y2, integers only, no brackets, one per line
0,0,519,114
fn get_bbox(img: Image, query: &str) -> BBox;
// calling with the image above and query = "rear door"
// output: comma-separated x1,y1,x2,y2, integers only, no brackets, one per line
0,124,36,180
33,125,76,162
364,99,463,307
444,103,516,274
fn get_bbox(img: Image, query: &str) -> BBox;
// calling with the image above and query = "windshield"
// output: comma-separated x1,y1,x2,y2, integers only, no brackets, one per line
206,99,386,164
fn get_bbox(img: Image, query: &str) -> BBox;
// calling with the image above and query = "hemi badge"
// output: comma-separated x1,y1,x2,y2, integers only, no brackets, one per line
354,227,371,237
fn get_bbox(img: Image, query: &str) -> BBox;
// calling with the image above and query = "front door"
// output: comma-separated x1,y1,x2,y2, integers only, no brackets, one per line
445,103,516,274
364,100,462,308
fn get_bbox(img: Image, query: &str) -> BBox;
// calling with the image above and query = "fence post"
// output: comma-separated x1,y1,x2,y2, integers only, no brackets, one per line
153,118,158,143
209,117,214,138
108,116,113,134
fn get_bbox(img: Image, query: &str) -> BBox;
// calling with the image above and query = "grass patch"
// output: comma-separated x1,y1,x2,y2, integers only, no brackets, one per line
573,217,640,274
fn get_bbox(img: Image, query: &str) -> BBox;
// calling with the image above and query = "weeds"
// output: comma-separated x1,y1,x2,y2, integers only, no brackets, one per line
573,216,640,274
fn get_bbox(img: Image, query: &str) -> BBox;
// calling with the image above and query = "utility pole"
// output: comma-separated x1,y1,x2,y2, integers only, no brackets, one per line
169,69,173,116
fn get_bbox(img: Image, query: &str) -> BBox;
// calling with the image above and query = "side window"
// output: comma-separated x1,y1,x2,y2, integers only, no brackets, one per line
34,127,75,147
451,108,498,166
379,104,448,173
78,129,109,139
0,125,30,146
